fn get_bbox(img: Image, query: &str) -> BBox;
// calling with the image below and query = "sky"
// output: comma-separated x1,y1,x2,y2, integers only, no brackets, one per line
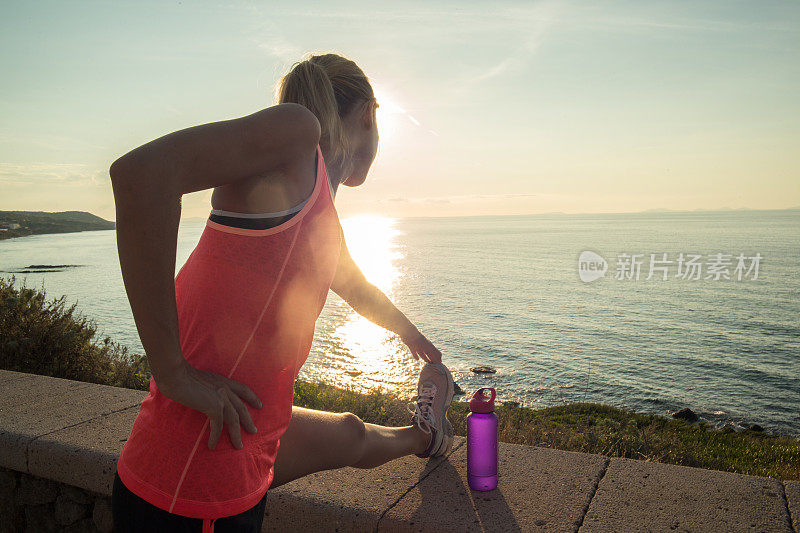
1,0,799,220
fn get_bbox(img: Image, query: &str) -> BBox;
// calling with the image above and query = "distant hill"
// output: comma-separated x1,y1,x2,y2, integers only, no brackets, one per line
0,210,115,240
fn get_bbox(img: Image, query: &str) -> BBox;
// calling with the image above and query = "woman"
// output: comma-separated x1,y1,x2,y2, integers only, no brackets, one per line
109,52,455,532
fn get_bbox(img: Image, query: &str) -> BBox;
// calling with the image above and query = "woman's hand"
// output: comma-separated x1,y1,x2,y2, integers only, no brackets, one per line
400,326,443,364
159,361,263,450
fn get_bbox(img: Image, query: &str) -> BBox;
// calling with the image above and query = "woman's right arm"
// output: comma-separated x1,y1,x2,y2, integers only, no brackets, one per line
109,103,321,449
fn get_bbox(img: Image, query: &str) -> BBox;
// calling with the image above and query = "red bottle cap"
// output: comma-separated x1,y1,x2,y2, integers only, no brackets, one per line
469,387,496,413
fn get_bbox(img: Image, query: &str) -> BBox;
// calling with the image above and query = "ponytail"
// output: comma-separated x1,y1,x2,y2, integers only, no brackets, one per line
276,52,374,167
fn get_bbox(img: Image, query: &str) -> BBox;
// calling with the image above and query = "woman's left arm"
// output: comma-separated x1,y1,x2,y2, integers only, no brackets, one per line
330,232,442,364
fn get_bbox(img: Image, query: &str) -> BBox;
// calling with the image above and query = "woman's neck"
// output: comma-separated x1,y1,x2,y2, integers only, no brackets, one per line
320,147,353,198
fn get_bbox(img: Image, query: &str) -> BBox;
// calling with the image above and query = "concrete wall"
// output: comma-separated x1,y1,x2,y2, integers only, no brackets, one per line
1,369,798,532
0,467,112,532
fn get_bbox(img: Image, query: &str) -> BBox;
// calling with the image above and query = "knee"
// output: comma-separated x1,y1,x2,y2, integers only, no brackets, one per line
341,412,366,441
341,412,366,462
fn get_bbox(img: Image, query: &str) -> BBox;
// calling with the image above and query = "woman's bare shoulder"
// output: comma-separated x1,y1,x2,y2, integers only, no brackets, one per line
250,103,321,157
110,103,321,195
210,105,322,211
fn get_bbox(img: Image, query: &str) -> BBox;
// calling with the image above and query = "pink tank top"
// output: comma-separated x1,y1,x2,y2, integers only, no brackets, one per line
116,144,342,519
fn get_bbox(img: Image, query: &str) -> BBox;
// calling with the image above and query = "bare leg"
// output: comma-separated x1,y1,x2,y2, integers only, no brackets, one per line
270,405,431,489
351,422,431,469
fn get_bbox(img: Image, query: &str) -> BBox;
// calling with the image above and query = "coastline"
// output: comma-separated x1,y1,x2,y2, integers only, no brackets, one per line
0,210,115,240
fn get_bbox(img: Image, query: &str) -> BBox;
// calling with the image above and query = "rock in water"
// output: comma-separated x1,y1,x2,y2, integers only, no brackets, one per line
747,423,764,432
670,408,698,422
453,382,464,394
470,366,496,374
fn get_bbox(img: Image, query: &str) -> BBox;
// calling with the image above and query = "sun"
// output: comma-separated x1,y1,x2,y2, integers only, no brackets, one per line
372,82,404,146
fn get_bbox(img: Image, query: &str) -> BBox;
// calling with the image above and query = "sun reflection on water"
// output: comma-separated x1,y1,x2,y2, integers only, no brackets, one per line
301,215,422,399
339,215,403,296
333,216,411,391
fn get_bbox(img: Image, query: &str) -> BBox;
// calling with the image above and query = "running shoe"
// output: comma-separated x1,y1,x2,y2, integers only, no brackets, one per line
406,362,455,458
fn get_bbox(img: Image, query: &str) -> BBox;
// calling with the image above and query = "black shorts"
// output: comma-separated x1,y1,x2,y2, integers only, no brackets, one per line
112,469,268,532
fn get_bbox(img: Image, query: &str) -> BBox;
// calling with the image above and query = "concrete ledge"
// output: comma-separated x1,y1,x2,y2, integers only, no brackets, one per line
0,370,143,474
1,369,797,532
378,441,608,532
262,438,464,532
581,457,793,532
785,481,799,532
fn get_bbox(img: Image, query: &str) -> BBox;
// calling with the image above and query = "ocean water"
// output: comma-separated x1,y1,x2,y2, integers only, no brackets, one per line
1,210,798,437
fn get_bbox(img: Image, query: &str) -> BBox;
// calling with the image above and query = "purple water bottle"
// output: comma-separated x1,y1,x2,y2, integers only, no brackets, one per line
467,387,499,491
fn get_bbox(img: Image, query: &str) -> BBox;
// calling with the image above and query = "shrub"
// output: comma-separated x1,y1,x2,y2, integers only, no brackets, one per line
0,274,149,390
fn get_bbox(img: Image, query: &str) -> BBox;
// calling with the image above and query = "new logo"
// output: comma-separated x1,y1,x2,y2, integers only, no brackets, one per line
578,251,608,283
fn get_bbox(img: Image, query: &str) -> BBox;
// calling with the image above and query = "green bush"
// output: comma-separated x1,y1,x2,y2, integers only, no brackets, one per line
0,274,149,390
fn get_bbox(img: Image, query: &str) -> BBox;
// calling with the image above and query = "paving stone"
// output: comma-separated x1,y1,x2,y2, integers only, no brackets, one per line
28,405,140,496
581,457,792,532
24,502,58,532
378,440,608,532
63,517,98,533
0,369,39,385
54,493,90,525
93,495,114,533
261,437,465,532
60,484,93,504
0,467,17,499
0,503,25,533
785,481,800,533
16,473,59,505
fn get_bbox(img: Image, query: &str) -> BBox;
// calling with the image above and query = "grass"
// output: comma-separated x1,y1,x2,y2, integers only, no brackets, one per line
2,274,798,481
298,380,800,481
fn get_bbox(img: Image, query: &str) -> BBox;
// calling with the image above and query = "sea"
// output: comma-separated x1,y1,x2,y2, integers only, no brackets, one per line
1,209,798,437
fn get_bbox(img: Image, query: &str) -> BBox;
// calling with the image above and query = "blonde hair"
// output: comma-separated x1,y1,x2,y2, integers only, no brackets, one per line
276,52,375,166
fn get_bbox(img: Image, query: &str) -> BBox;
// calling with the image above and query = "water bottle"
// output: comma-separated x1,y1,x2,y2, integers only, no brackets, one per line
467,387,499,491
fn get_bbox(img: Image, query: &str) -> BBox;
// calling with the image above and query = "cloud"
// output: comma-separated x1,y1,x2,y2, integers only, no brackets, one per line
0,132,108,152
444,2,562,99
0,163,107,187
242,12,306,97
241,6,302,63
244,3,565,88
254,37,302,62
468,57,518,86
578,14,744,34
389,193,538,205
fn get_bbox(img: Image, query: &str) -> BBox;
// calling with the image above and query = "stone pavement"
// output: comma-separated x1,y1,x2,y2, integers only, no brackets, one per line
1,369,797,532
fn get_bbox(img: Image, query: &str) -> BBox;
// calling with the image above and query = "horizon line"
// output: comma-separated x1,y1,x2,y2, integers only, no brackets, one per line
174,205,800,222
3,206,798,223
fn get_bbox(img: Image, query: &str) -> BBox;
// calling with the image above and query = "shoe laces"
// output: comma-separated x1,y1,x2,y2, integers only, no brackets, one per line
406,382,437,434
